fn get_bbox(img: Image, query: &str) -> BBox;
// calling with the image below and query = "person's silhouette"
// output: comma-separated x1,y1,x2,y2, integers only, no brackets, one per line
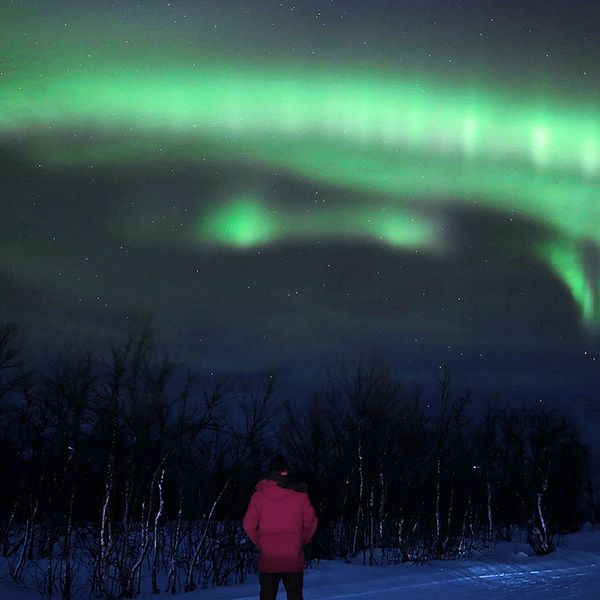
243,454,318,600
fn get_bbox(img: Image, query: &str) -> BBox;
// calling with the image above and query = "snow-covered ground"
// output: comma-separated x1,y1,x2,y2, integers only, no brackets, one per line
176,531,600,600
2,530,599,599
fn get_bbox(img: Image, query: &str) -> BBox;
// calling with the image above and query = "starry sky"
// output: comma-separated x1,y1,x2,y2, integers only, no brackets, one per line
1,0,600,406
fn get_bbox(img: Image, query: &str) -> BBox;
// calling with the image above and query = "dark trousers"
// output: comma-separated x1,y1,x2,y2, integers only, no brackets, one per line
259,571,304,600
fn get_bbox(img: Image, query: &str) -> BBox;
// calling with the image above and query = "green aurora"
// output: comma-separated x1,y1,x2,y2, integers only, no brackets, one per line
2,50,599,329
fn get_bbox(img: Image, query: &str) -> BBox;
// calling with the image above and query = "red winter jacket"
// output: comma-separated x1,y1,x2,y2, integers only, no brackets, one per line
243,475,318,573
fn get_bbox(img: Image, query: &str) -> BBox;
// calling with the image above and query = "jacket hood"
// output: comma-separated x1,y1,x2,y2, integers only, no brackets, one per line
256,472,308,495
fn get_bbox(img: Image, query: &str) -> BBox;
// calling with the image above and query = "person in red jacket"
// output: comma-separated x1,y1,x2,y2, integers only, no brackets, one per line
243,454,318,600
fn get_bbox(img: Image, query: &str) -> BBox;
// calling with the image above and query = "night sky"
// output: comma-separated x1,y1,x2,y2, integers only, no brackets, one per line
2,0,600,407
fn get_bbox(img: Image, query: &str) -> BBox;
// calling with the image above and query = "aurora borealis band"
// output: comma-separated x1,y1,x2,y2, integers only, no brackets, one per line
1,0,600,402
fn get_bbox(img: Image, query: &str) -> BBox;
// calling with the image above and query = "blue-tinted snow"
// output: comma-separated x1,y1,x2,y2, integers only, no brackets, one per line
1,530,598,599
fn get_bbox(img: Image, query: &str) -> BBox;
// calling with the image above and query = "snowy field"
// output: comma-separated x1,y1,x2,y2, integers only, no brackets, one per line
1,530,599,599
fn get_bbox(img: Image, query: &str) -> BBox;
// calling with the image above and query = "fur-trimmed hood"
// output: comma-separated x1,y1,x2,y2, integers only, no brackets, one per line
259,471,308,493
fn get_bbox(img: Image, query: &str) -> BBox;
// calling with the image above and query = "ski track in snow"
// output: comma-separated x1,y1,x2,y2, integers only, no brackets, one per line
304,564,600,599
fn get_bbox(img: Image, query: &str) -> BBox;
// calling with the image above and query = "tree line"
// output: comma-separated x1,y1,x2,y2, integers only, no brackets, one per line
0,323,597,598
